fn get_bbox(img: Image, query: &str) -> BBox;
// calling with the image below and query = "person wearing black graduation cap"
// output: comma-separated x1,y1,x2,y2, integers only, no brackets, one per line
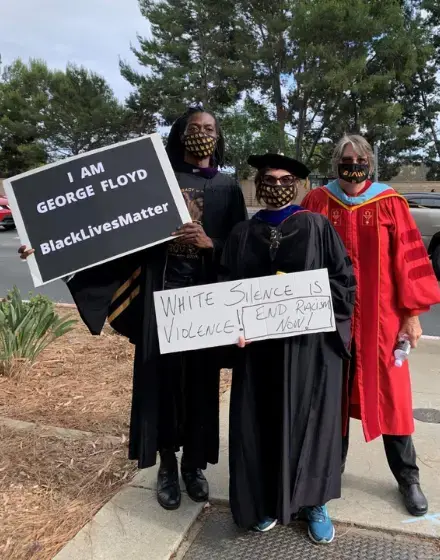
220,153,356,544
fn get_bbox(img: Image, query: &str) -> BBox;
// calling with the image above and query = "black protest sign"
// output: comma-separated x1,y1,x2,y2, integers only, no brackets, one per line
4,134,191,286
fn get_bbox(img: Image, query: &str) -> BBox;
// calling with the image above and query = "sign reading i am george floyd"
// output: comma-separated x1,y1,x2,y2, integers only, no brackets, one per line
4,134,191,287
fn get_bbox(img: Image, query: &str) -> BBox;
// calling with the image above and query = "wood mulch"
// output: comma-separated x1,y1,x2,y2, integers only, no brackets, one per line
0,309,232,560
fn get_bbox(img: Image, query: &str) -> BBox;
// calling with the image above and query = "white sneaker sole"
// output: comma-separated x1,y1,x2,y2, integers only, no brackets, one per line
308,525,335,544
253,519,278,532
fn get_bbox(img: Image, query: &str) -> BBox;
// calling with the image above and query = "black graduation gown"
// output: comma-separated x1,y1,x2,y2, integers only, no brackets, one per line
220,210,355,528
67,171,247,469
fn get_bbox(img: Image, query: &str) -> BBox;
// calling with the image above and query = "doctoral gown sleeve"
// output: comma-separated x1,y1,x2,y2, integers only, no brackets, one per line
66,250,143,336
386,197,440,316
217,222,249,368
218,221,248,282
66,260,122,335
322,218,356,355
211,181,248,256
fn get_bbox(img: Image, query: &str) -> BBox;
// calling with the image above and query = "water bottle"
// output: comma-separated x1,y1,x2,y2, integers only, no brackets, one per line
394,335,411,367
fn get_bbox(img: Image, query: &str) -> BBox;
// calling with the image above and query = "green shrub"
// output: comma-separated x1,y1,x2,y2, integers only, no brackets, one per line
0,286,77,377
27,292,55,312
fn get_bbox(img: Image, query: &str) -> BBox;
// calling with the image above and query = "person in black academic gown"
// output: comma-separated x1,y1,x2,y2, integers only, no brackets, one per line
18,107,247,511
220,154,355,544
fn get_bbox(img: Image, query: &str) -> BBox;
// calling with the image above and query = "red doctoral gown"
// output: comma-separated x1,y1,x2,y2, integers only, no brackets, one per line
302,180,440,441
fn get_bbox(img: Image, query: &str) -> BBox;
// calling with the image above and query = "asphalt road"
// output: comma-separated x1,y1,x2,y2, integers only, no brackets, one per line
0,228,71,302
1,227,440,336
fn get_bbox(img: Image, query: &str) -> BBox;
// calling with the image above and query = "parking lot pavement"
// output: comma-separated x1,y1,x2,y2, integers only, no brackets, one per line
0,229,72,302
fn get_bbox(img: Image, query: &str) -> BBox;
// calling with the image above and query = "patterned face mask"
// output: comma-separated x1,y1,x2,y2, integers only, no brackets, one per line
184,132,216,158
338,163,369,184
258,183,297,208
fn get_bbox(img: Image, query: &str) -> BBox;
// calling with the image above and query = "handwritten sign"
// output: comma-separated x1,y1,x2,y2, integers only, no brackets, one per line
153,268,335,354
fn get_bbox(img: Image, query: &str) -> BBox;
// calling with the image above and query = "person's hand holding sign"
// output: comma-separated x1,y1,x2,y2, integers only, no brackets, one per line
237,336,251,348
18,245,35,260
172,222,213,249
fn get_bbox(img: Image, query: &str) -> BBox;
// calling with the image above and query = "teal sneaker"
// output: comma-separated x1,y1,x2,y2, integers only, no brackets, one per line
302,505,335,544
253,517,277,532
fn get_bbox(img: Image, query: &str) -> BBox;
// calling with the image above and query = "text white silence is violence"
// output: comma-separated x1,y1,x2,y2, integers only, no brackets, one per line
153,270,336,353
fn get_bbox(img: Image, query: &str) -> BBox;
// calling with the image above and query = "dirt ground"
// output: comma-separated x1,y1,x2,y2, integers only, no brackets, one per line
0,309,232,560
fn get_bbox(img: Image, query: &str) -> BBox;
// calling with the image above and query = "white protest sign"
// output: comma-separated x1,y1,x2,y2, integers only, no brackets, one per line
153,268,335,354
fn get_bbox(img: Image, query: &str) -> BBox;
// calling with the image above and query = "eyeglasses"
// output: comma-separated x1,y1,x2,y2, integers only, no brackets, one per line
340,157,368,165
263,174,297,187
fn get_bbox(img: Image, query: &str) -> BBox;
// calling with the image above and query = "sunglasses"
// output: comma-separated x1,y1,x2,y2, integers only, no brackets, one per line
340,157,368,165
263,174,297,187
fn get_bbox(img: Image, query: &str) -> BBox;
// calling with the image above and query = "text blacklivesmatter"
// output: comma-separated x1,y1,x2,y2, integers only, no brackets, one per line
153,268,336,354
40,205,169,255
34,160,170,255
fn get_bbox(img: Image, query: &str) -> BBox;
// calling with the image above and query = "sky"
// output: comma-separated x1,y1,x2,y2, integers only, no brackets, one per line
0,0,150,100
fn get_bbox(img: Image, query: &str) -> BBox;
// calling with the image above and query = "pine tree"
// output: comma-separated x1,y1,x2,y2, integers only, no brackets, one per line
124,0,435,175
121,0,254,123
0,58,51,176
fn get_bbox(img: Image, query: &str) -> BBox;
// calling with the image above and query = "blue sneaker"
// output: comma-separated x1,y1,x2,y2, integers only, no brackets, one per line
302,505,335,544
253,517,277,532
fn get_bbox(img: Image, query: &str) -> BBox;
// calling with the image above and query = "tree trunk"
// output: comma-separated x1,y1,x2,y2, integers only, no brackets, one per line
272,71,285,153
420,86,440,159
295,61,309,160
304,120,326,167
295,94,306,160
352,93,360,133
304,95,343,166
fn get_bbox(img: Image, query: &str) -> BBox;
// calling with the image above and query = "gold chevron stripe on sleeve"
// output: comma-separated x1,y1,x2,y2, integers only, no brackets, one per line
111,267,141,303
108,285,141,324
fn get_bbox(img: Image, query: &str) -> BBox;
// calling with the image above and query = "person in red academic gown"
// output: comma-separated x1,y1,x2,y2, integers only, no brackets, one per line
302,134,440,517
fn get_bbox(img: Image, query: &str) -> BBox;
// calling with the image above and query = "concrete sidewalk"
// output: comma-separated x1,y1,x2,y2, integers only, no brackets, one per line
55,339,440,559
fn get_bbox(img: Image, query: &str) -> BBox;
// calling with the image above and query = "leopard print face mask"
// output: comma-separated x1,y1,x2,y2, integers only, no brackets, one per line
183,132,216,158
257,183,297,208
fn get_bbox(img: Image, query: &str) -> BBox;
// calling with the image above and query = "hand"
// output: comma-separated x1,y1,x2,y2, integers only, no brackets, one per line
236,335,251,348
18,245,35,260
172,222,213,249
399,316,422,349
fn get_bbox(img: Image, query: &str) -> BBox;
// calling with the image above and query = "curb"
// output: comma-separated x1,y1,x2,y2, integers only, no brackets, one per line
53,486,205,560
0,416,123,445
